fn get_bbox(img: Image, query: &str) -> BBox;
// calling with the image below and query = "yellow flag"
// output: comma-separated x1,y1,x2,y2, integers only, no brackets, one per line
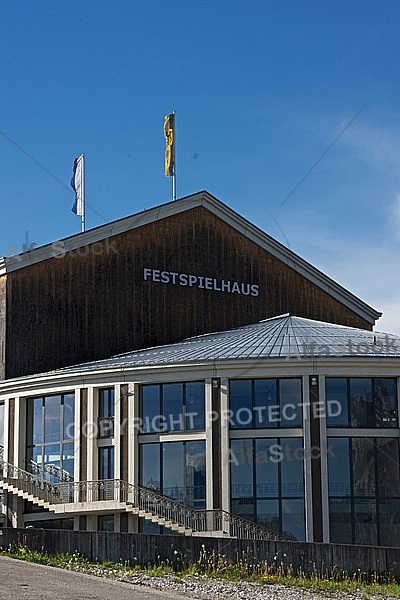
164,113,174,177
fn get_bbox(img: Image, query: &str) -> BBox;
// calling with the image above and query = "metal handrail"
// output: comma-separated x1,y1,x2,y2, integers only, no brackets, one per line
117,480,290,540
0,459,62,504
0,457,289,540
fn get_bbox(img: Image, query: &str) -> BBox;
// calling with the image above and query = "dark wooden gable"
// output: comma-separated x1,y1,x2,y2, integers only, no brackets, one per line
4,204,373,378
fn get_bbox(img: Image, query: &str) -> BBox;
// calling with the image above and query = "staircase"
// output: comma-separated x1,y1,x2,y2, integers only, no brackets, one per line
0,456,289,540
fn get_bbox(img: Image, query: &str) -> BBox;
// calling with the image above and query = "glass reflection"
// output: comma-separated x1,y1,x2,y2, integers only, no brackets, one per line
140,382,205,433
63,394,75,440
379,499,400,547
186,382,205,430
232,498,254,521
230,439,253,498
26,394,75,483
350,379,373,427
257,499,279,531
377,438,400,496
185,441,206,508
44,396,61,443
141,444,160,490
255,439,278,497
374,379,397,427
254,380,276,428
230,438,305,539
327,438,350,496
32,398,43,444
282,499,305,540
328,436,400,545
280,379,302,427
141,385,160,433
329,498,352,544
352,438,375,497
280,438,304,497
163,442,184,498
326,378,348,427
163,384,183,432
98,446,114,480
354,499,377,545
230,380,252,429
140,441,206,509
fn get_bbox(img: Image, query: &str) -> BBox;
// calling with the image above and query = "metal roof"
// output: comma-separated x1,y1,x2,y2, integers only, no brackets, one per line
43,315,400,375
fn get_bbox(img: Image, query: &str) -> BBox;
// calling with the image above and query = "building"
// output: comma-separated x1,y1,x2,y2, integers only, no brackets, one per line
0,191,399,545
0,191,380,380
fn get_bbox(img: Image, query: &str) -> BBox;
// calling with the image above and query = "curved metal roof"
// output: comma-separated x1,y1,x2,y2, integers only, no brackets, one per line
48,315,400,374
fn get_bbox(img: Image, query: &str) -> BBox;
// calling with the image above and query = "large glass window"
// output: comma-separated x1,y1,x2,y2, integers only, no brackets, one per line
140,441,206,509
98,446,114,479
230,379,302,429
327,438,350,497
327,436,400,545
98,388,115,438
141,444,161,490
379,499,400,547
26,394,75,483
326,378,397,428
325,378,348,427
140,382,205,433
230,437,305,540
329,498,352,544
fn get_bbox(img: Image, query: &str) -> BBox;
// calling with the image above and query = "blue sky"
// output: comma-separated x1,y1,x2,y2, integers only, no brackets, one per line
1,1,400,333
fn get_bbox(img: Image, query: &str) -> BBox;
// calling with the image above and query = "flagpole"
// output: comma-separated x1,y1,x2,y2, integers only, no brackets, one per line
172,111,176,201
81,154,85,232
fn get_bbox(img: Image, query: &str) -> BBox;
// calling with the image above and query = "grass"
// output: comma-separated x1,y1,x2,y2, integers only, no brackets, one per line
1,543,400,598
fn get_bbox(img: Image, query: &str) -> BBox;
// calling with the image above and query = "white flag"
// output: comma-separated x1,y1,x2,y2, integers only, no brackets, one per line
71,154,84,216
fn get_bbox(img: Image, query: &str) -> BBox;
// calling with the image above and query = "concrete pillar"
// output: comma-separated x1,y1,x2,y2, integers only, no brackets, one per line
220,377,230,513
318,374,330,543
114,384,121,487
128,382,139,533
205,379,213,510
309,374,323,542
86,514,97,531
302,375,313,542
10,495,24,528
86,387,97,482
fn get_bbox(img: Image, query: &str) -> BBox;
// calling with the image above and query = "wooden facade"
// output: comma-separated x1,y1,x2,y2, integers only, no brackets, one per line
0,193,380,379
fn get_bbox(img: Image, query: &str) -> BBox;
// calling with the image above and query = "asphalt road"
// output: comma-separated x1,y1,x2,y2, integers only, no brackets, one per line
0,555,190,600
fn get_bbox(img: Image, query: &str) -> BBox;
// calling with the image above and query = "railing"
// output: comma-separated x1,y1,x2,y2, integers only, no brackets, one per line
0,456,289,540
29,461,74,484
116,480,289,540
0,460,62,505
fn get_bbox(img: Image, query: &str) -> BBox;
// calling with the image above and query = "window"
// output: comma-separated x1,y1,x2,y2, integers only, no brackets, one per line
230,437,305,540
140,441,206,509
229,379,302,429
26,394,75,483
326,378,397,428
98,515,114,532
98,388,115,438
98,447,115,500
98,446,114,480
140,382,205,433
327,436,400,546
